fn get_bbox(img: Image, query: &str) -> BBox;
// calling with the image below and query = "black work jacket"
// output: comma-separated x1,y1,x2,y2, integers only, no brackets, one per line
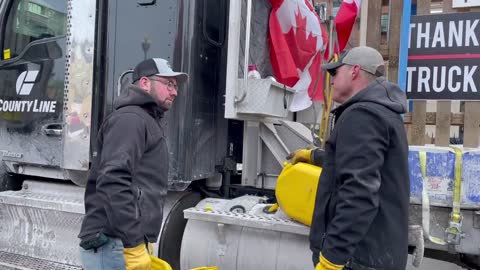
79,85,168,248
309,78,410,270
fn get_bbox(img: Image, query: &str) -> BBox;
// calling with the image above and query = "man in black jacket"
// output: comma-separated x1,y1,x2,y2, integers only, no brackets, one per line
78,58,187,270
289,46,409,270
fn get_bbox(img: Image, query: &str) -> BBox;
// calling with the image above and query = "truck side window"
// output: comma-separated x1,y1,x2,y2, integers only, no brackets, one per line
2,0,67,60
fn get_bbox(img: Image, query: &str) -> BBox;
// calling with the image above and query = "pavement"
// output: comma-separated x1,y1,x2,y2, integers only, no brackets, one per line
407,256,467,270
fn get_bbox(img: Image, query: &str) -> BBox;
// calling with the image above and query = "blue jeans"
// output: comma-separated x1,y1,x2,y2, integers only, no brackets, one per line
80,237,125,270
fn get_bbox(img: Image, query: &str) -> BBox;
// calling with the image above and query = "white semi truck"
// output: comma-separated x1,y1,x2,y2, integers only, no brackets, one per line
0,0,479,269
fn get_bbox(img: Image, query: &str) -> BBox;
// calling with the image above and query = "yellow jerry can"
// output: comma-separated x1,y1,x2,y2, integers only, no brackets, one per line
275,162,322,226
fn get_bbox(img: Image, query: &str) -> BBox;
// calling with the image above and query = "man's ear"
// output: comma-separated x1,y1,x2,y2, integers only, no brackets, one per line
352,65,361,79
138,77,151,92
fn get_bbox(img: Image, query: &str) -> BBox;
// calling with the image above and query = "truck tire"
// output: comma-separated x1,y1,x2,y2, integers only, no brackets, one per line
158,191,203,270
460,254,480,270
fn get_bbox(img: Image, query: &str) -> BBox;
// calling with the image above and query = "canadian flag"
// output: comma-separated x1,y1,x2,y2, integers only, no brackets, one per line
269,0,328,112
334,0,362,52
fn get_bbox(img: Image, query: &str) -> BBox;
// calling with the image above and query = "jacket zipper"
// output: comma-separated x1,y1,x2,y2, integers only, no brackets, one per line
136,187,142,218
321,232,326,249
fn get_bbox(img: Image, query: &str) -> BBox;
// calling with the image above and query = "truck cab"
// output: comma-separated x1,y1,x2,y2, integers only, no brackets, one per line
0,0,239,268
0,0,67,175
0,0,234,189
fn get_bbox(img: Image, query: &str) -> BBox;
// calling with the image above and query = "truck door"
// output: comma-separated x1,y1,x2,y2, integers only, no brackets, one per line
0,0,66,168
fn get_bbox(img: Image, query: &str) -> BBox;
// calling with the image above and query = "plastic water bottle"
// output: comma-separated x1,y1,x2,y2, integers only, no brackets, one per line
247,64,261,79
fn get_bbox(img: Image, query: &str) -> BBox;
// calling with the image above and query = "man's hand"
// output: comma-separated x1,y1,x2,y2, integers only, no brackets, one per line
123,243,151,270
315,254,343,270
286,149,314,164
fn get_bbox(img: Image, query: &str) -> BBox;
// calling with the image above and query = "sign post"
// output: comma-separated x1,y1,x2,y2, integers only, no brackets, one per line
398,0,412,93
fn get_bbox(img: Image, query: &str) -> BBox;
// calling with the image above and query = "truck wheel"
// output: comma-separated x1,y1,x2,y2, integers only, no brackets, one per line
460,254,480,270
158,191,203,270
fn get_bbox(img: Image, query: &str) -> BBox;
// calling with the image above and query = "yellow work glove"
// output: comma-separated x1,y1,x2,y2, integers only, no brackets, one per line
315,254,344,270
146,242,173,270
286,149,314,164
150,255,173,270
123,243,151,270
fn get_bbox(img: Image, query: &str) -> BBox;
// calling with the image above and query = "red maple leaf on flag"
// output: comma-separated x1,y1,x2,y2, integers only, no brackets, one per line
283,6,319,71
268,0,328,111
268,0,361,110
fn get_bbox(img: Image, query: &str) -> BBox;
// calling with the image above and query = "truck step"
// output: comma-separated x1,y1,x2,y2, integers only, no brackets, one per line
0,251,81,270
0,180,84,267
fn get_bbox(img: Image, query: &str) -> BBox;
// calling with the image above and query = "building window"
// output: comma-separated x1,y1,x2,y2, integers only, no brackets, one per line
381,14,389,33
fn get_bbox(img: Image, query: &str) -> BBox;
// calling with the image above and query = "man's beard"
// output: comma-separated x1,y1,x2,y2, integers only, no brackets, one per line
150,87,171,110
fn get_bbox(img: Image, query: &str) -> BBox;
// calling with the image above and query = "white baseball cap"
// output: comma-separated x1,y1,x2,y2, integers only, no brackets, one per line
132,58,188,83
322,46,385,76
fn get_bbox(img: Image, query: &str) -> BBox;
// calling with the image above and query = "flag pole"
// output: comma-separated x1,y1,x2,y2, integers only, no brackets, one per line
318,15,337,149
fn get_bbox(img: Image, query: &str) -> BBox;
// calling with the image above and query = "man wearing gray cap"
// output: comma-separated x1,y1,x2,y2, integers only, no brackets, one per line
78,58,187,270
288,46,409,270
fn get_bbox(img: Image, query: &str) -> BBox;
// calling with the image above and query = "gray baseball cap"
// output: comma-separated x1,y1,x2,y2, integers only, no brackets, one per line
132,58,188,83
322,46,385,76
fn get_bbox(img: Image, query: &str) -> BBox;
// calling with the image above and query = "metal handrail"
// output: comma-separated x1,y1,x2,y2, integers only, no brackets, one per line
117,70,134,96
235,0,252,104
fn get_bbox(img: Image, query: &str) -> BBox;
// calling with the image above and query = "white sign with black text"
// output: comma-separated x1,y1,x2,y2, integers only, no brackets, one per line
407,12,480,100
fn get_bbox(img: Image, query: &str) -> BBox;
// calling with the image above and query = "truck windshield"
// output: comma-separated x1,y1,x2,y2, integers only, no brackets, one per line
2,0,66,60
